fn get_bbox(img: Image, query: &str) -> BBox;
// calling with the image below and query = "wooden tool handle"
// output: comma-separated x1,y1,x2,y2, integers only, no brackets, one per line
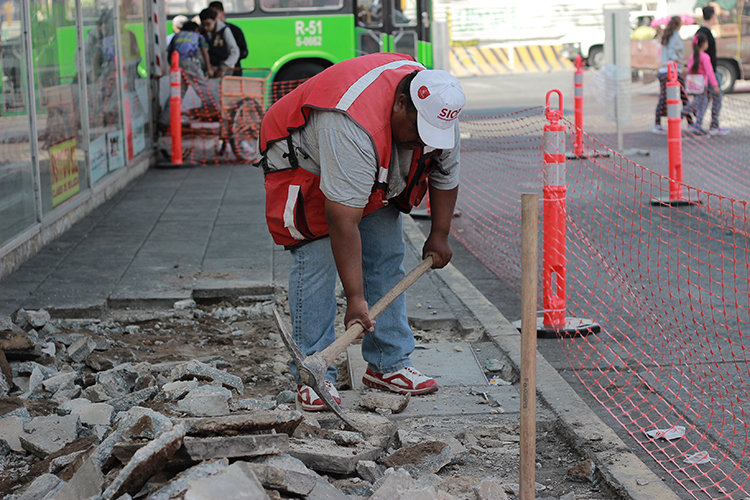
320,255,434,367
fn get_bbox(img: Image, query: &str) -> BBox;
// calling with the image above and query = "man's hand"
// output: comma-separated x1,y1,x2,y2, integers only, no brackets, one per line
423,185,458,269
207,66,215,78
214,66,226,79
344,295,375,335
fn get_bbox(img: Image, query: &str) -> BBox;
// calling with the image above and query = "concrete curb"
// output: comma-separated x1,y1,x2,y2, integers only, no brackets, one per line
401,215,680,500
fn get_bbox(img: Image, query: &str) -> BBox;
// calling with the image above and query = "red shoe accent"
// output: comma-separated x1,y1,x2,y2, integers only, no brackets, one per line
362,366,439,395
297,381,341,411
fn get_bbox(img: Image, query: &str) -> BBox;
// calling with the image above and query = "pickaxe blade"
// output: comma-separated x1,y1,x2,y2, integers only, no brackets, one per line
272,306,359,430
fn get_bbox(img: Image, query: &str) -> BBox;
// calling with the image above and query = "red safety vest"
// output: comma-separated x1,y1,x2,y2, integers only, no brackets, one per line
260,53,444,248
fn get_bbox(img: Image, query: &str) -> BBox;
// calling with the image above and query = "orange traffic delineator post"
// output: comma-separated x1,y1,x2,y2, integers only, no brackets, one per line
566,55,606,160
651,61,698,206
514,90,599,338
157,52,194,168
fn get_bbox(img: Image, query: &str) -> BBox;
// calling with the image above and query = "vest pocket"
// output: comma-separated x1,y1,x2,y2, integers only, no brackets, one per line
264,168,328,246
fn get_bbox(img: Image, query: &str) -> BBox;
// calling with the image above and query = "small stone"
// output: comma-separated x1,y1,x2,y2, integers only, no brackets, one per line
174,299,197,310
356,460,385,484
170,360,243,395
68,337,97,363
473,478,508,500
360,391,410,414
567,458,596,483
381,441,452,478
637,478,649,486
231,398,276,412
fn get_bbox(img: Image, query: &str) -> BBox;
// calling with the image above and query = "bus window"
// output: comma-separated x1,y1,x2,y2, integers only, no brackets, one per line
261,0,342,11
357,0,382,28
392,0,416,26
221,0,256,13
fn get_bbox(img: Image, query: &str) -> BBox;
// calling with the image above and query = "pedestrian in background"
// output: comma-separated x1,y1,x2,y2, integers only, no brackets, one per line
696,5,729,135
208,1,248,76
653,16,690,134
683,32,723,135
166,14,188,46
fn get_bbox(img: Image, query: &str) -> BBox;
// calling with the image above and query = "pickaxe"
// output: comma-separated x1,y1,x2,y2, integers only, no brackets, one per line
273,255,434,429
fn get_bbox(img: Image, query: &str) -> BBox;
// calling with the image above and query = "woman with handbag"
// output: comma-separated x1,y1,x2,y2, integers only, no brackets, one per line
683,32,726,135
653,16,691,134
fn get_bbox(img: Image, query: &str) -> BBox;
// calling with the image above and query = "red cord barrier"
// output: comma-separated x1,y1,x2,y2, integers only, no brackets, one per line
169,52,183,166
573,55,584,157
542,90,567,329
666,61,684,202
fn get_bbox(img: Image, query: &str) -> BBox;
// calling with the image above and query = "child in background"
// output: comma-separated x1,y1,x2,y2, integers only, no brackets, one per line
683,32,726,135
167,21,213,78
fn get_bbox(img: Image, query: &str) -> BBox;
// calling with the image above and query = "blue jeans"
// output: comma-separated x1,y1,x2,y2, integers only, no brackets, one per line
288,204,414,384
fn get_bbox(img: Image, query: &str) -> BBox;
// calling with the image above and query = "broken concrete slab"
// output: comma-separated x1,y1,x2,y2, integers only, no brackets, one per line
177,385,231,417
289,437,382,475
96,364,139,398
16,473,65,500
14,309,50,331
360,391,410,414
101,424,186,500
52,456,103,500
161,379,199,400
473,478,509,500
68,336,97,363
356,460,385,484
72,402,114,426
183,461,269,500
381,441,452,478
41,372,77,393
116,406,174,439
0,415,25,451
20,414,81,458
148,459,229,500
369,468,437,500
317,413,396,450
170,360,243,395
247,454,317,496
230,398,276,412
175,410,303,437
107,386,159,412
183,434,288,460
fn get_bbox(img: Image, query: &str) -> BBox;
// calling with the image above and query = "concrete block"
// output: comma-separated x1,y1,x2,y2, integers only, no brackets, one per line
41,372,77,393
101,424,186,500
16,473,65,500
96,364,139,398
381,441,452,478
473,478,509,500
14,309,50,330
51,385,82,403
81,384,111,402
184,461,269,500
356,460,385,483
67,337,98,363
148,459,229,500
247,454,316,496
289,437,382,475
52,456,103,500
28,365,58,393
184,434,288,461
170,360,243,395
322,413,396,450
306,474,354,500
58,398,93,415
115,406,174,439
176,410,303,437
107,386,159,412
177,385,231,417
370,469,433,500
20,414,81,458
162,379,199,400
360,391,410,414
72,402,114,427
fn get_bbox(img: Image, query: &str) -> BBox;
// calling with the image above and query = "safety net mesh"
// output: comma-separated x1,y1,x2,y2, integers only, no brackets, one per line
455,79,750,498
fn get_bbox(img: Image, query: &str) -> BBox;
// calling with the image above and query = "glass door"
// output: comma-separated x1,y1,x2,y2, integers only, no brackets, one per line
355,0,428,60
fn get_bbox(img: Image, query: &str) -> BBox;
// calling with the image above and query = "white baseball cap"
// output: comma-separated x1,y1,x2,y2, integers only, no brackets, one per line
410,70,466,149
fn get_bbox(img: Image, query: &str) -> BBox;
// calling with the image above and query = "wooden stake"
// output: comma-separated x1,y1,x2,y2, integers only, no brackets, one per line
520,193,538,500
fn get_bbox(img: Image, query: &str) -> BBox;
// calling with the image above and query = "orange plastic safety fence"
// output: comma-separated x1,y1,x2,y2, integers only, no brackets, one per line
156,74,312,166
455,106,750,499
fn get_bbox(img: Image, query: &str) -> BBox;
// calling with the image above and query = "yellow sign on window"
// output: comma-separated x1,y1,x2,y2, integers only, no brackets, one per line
50,138,79,207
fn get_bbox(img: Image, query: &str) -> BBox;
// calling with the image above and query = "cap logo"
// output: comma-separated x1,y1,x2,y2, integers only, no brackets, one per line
438,108,461,121
417,86,430,99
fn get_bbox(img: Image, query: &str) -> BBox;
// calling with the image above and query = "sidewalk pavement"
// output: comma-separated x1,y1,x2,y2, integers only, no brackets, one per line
0,163,679,500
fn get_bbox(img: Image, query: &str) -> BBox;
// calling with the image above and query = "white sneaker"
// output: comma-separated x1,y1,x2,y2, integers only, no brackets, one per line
297,381,340,411
708,127,730,136
363,366,439,395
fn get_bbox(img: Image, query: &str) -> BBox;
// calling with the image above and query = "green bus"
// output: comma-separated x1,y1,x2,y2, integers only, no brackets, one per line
165,0,435,85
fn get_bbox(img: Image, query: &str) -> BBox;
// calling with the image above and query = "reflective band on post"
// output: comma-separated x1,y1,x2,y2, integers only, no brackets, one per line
574,73,583,85
545,161,566,186
667,105,680,118
666,86,679,100
575,87,583,97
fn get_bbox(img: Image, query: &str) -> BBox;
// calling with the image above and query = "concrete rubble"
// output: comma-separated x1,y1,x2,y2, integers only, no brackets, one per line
0,307,588,500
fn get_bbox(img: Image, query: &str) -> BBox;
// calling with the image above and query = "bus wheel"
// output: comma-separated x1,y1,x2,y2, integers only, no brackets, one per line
230,97,264,162
273,62,327,101
716,60,737,94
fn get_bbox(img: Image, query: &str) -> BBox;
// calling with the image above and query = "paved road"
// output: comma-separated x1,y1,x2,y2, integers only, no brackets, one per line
449,69,750,499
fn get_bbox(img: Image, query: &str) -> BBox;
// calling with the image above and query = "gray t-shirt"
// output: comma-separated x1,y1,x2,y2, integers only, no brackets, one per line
264,109,460,209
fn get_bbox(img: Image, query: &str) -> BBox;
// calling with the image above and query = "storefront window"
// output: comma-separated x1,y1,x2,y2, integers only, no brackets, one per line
30,0,89,214
120,0,150,162
0,0,37,245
